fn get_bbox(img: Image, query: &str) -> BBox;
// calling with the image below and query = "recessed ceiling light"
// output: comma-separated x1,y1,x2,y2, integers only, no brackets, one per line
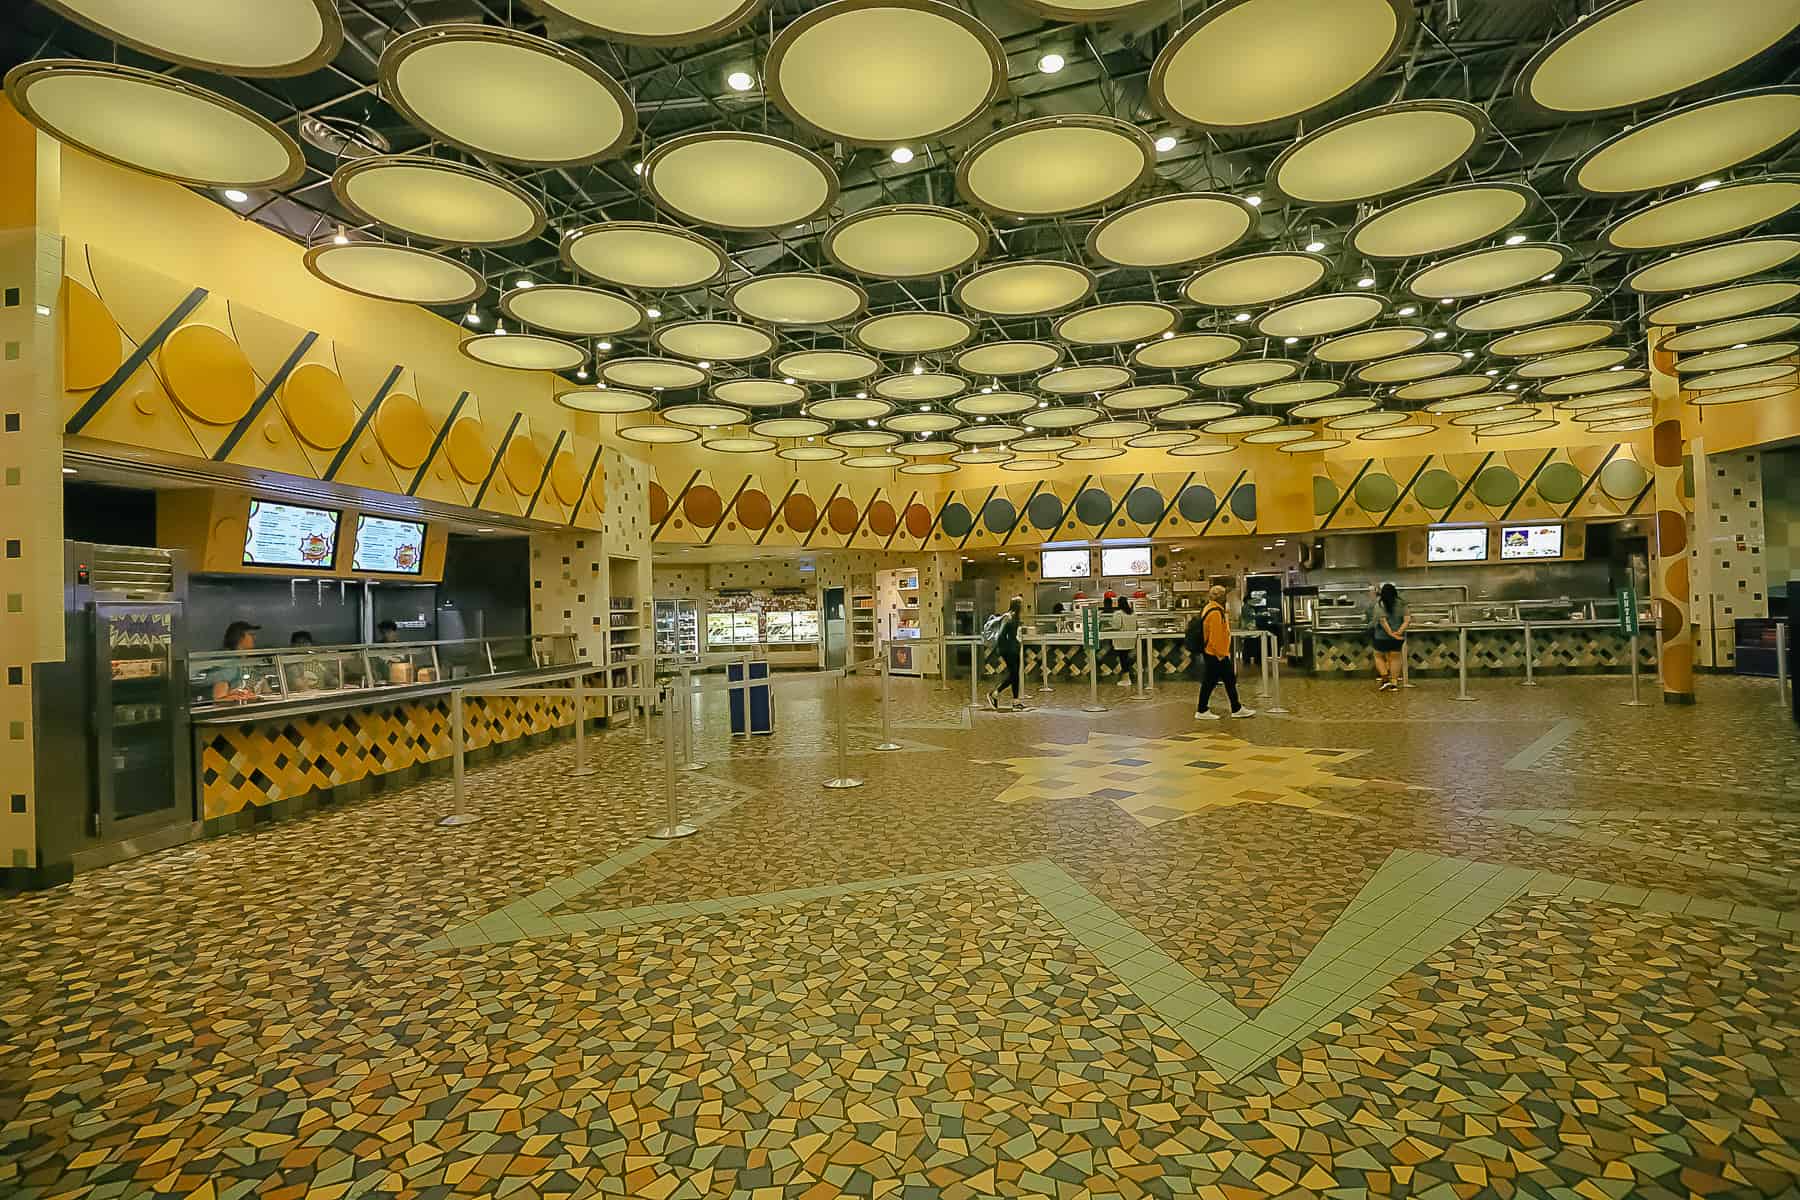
1504,233,1527,245
890,146,914,164
1356,276,1375,288
726,70,754,92
1234,312,1252,322
1154,134,1178,152
697,360,712,368
464,305,481,326
1505,383,1519,390
332,225,349,245
1485,369,1499,376
1245,194,1262,207
1304,240,1326,252
1609,364,1624,371
1461,350,1474,359
783,376,797,384
1037,52,1065,74
1283,336,1298,344
1540,273,1555,282
576,366,588,380
515,278,534,289
1397,304,1417,316
865,419,877,426
222,188,248,203
597,340,612,350
646,306,661,318
1431,330,1447,340
1696,179,1722,191
1439,297,1454,306
1160,330,1175,339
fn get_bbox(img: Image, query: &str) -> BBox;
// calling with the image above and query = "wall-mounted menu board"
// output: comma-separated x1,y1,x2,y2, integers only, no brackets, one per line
353,515,426,574
1040,548,1092,579
1500,524,1563,560
243,500,340,569
1426,526,1488,563
1100,545,1152,577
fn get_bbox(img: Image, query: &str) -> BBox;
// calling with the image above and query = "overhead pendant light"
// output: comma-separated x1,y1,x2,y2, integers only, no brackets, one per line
1154,134,1178,152
223,188,249,203
1037,51,1065,74
890,145,914,164
1245,194,1262,207
332,224,349,245
464,305,481,326
1305,239,1326,253
726,69,755,91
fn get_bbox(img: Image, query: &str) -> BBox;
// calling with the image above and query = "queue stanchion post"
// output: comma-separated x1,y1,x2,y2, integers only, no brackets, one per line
1144,632,1156,698
440,686,479,826
1128,633,1150,701
1623,629,1651,706
969,639,981,710
651,680,698,838
1037,638,1054,694
1520,623,1538,688
1082,642,1107,713
824,670,865,789
570,669,599,778
874,646,901,751
1264,633,1289,715
1401,643,1415,689
1776,621,1789,708
678,666,704,771
1452,626,1478,702
938,633,949,692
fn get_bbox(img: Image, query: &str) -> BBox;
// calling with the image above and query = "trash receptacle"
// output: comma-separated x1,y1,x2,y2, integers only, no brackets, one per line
727,660,773,736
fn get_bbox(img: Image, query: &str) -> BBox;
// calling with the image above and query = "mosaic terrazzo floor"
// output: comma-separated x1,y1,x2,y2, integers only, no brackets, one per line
2,672,1798,1199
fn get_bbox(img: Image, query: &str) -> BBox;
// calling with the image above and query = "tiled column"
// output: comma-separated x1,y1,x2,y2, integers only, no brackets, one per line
1689,444,1768,669
1648,326,1694,703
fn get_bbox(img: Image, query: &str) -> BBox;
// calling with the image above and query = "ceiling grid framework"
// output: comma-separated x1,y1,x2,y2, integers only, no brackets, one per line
7,0,1800,469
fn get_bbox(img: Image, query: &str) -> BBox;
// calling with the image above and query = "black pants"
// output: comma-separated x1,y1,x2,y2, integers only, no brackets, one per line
996,646,1022,699
1197,653,1240,713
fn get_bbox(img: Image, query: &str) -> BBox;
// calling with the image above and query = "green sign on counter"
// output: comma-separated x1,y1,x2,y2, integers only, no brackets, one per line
1082,606,1100,651
1617,587,1639,636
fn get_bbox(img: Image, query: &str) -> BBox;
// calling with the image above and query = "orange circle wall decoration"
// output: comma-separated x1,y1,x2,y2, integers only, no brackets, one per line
280,362,356,449
372,392,432,469
158,323,255,425
549,450,582,505
61,278,119,390
736,489,772,530
446,416,493,483
783,494,817,531
649,482,670,522
502,435,544,495
684,486,723,526
827,495,859,534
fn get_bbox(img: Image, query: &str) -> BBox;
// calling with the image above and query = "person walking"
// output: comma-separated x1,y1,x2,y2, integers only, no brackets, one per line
1372,582,1410,691
1188,585,1254,720
986,595,1027,711
1102,591,1136,687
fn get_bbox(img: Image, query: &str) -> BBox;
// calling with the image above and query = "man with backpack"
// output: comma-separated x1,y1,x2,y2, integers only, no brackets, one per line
1186,584,1254,720
984,596,1026,711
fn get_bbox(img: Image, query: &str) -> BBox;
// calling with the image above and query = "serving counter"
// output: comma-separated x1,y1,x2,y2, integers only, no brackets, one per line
1310,598,1659,677
188,634,629,827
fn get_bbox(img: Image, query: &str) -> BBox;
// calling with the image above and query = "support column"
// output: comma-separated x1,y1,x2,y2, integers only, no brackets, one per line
1689,445,1769,670
1648,324,1694,703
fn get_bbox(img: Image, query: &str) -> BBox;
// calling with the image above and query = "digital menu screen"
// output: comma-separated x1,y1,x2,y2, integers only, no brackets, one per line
1100,546,1152,577
1426,526,1488,563
1040,549,1092,579
1501,524,1563,560
353,515,427,575
243,500,340,569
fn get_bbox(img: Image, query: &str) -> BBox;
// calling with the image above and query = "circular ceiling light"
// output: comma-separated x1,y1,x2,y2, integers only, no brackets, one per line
843,453,906,469
951,449,1015,464
1002,457,1062,471
953,390,1037,416
1423,391,1510,413
854,310,976,354
1601,175,1800,251
459,332,585,371
1278,437,1349,453
779,445,846,461
501,284,644,337
1010,436,1079,452
1159,402,1244,423
1569,87,1800,195
810,397,895,421
1257,292,1386,338
874,372,965,401
1078,419,1153,440
1242,427,1316,445
1184,251,1328,308
1327,410,1409,430
728,273,867,325
1312,325,1431,362
601,357,709,390
1086,192,1258,269
1202,414,1281,435
619,424,700,444
1407,243,1571,299
1054,302,1179,346
4,60,304,189
1291,396,1378,420
1451,406,1541,427
957,115,1153,217
1585,415,1654,432
1397,375,1494,402
1127,430,1199,449
1170,441,1238,457
1132,332,1243,369
333,155,544,246
661,403,750,427
764,0,1006,145
1349,181,1537,259
1148,0,1414,132
775,349,880,382
1645,280,1800,326
1454,285,1599,332
887,411,964,433
1197,358,1301,388
1060,445,1127,461
1022,405,1103,430
1484,321,1618,357
563,221,729,289
955,341,1061,376
823,204,988,278
752,416,832,438
1356,352,1463,383
380,24,634,166
1040,364,1133,394
1659,312,1800,353
703,435,778,454
1513,347,1634,379
1517,0,1800,115
37,0,343,75
525,0,762,44
1270,100,1487,206
654,319,775,361
828,429,903,447
900,461,959,474
1676,341,1800,374
643,131,838,230
556,387,654,414
954,260,1096,316
1556,387,1653,411
1539,368,1650,396
1626,236,1800,293
1688,383,1794,407
1476,418,1558,438
1686,363,1797,392
1360,424,1434,441
953,424,1027,444
1102,384,1192,411
712,379,808,408
1249,380,1341,406
302,243,484,305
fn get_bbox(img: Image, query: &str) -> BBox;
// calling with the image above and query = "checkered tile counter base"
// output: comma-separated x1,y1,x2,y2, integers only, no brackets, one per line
1314,627,1658,676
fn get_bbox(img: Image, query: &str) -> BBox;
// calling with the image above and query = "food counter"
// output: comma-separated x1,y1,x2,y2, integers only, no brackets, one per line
188,633,624,826
1310,596,1659,676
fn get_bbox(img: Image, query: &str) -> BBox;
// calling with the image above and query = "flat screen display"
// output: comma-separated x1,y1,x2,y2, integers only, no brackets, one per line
1100,546,1152,577
1040,549,1092,579
243,500,340,569
353,515,427,574
1426,526,1488,563
1501,524,1563,560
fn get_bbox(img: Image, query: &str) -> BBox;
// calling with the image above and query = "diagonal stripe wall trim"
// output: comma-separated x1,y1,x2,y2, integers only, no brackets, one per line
64,287,207,435
212,331,317,461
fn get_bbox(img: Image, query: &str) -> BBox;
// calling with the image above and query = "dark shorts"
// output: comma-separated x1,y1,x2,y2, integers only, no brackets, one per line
1373,635,1404,652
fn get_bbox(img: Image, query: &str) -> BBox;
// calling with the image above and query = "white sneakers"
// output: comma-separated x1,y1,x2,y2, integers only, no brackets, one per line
1232,707,1257,718
1195,707,1256,721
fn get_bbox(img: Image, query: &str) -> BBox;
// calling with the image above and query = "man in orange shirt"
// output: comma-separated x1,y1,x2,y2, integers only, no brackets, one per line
1186,585,1254,720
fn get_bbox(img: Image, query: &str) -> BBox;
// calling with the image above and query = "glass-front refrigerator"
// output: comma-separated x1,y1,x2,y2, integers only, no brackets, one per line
654,598,700,661
94,601,187,830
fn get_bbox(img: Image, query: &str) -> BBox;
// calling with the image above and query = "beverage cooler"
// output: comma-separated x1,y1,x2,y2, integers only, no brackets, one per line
654,598,701,661
34,543,195,870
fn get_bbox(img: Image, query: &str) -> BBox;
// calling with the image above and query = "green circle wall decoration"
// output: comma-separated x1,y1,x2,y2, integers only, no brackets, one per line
1353,472,1400,512
1312,476,1340,516
1473,465,1521,507
1599,457,1651,501
1412,468,1459,509
1534,461,1584,505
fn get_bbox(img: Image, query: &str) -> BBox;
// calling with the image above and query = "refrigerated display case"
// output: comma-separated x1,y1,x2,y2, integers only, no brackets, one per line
706,612,761,647
654,598,701,660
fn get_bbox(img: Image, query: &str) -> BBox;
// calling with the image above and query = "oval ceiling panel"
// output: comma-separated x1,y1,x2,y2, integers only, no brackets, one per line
823,204,988,278
886,411,964,433
712,379,807,408
854,310,976,354
1454,285,1599,332
1292,396,1378,419
1270,100,1486,206
601,356,709,390
1102,385,1191,411
460,332,585,371
502,284,644,338
1059,445,1125,461
1407,243,1570,299
1685,363,1797,392
334,155,544,246
1423,391,1509,413
563,222,729,290
1350,181,1536,259
954,260,1095,316
765,0,1006,145
654,320,776,361
382,24,634,166
728,273,866,325
1197,358,1300,388
1086,192,1258,268
303,243,485,305
752,416,832,438
525,0,762,45
874,372,966,401
952,391,1038,416
955,341,1061,377
1126,431,1198,449
1132,332,1243,369
1054,302,1179,346
1078,419,1152,440
1356,352,1463,383
1022,406,1102,430
556,387,655,414
1010,436,1079,452
1256,293,1385,338
1159,402,1243,423
1312,325,1431,362
958,116,1153,217
1659,312,1800,353
1040,365,1133,395
1625,236,1800,293
1675,341,1800,374
1601,175,1800,251
703,435,777,453
1645,280,1800,326
1278,438,1350,453
1539,368,1649,395
618,423,699,444
1184,252,1328,308
1513,347,1634,379
1249,380,1341,406
780,445,846,460
1328,410,1409,430
1484,321,1618,357
5,59,303,189
1242,428,1316,445
1396,375,1495,402
38,0,343,76
643,131,837,231
1688,383,1794,407
661,403,750,427
811,397,895,421
1557,387,1652,411
775,349,880,382
1569,87,1800,195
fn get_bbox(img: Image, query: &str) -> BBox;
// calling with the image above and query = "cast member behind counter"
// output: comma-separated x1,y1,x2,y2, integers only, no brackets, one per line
204,620,262,701
283,630,342,694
